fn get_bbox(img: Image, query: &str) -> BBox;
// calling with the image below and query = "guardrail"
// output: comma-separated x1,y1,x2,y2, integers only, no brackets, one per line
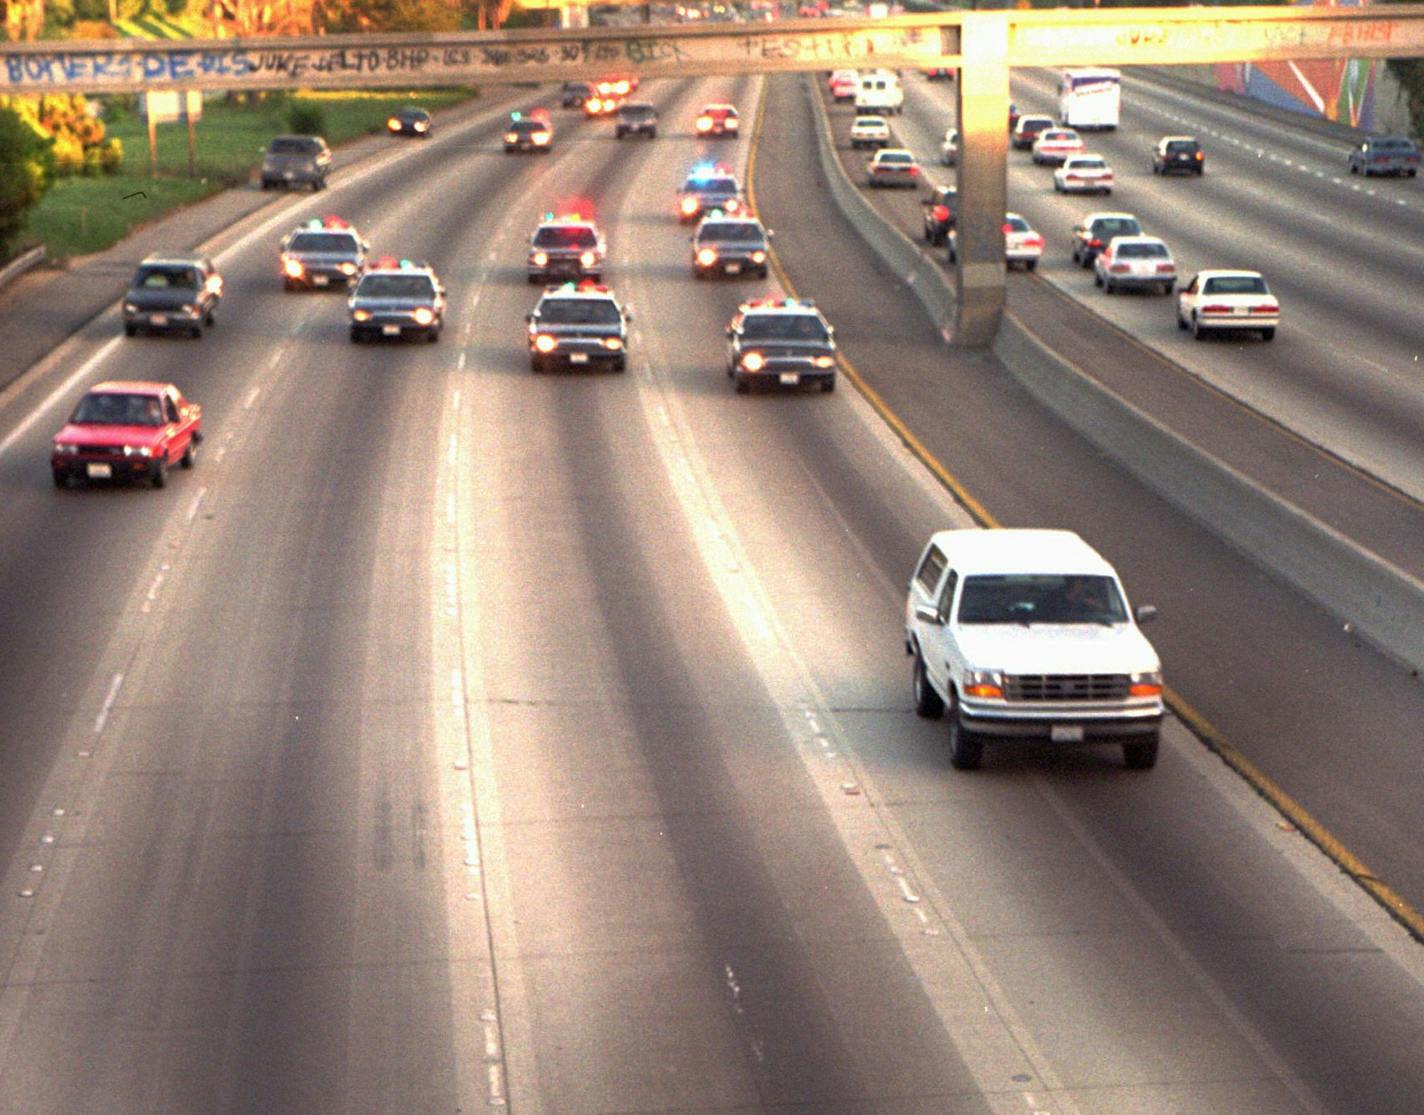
801,72,1424,677
0,246,46,295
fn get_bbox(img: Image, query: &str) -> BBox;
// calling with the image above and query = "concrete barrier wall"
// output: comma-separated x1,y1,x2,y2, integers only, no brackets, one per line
800,73,1424,677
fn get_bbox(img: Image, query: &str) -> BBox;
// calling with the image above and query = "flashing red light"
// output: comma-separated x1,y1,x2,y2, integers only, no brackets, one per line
932,205,949,222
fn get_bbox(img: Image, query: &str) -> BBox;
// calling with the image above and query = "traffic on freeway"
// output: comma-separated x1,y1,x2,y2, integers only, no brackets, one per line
0,58,1423,1114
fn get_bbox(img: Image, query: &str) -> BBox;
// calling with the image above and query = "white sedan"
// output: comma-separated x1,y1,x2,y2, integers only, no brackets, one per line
939,127,959,166
1054,154,1113,195
1031,128,1085,166
866,148,921,188
1176,270,1279,340
1093,235,1177,295
947,212,1044,271
850,114,892,149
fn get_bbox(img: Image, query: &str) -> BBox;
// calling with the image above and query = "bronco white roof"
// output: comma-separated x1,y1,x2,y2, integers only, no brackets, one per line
925,529,1118,577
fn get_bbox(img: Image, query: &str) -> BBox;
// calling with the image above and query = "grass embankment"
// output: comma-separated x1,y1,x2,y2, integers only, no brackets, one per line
24,88,475,260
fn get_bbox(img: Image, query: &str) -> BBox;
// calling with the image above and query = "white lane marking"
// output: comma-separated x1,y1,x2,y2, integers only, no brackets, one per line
186,486,208,524
487,1063,506,1107
244,385,261,409
141,569,165,613
0,336,121,458
452,389,461,408
457,352,467,372
93,672,123,735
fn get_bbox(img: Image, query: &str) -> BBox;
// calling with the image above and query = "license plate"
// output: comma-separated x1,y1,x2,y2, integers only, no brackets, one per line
779,372,799,385
313,275,329,286
86,462,112,479
726,263,741,274
382,324,401,336
284,171,295,179
569,352,589,364
150,314,167,326
1050,725,1085,743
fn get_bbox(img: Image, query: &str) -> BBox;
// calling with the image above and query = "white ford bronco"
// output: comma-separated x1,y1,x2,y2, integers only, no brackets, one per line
904,529,1163,770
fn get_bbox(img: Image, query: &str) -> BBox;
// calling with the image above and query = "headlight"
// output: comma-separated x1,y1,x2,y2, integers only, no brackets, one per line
750,250,766,263
580,250,597,267
696,116,713,132
680,196,699,215
123,302,137,313
122,445,153,458
504,132,519,143
387,118,401,131
532,251,549,267
533,132,550,145
696,248,718,266
283,257,304,278
812,355,835,369
724,198,741,213
725,118,739,129
415,120,428,132
413,307,435,326
353,309,372,322
54,443,78,455
741,352,765,372
1129,670,1163,698
180,304,197,316
962,669,1005,699
534,334,558,353
601,337,623,350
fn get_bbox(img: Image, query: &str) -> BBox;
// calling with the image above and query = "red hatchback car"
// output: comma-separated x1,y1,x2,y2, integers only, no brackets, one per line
51,380,202,489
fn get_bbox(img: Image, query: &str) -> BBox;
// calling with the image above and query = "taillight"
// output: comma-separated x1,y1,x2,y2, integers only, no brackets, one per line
932,205,949,221
1109,263,1130,273
1250,303,1279,314
1088,238,1102,249
908,166,919,175
1200,303,1233,314
1023,235,1044,248
1156,262,1175,273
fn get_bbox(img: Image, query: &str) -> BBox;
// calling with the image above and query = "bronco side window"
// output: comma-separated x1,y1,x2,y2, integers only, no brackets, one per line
914,546,947,597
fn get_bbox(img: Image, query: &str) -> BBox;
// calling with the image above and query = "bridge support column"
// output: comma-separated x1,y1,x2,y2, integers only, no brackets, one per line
953,12,1009,348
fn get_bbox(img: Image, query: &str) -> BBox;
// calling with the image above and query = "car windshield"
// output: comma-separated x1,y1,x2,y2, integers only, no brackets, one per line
72,392,164,427
879,153,914,165
538,298,622,325
357,274,434,298
533,226,597,249
699,223,763,242
1021,118,1051,131
620,105,655,118
1005,216,1030,232
1095,219,1141,238
1117,242,1168,259
1374,138,1417,151
269,138,317,154
288,232,358,253
1042,131,1075,141
742,314,829,342
511,120,547,134
957,574,1127,626
1203,275,1268,295
687,177,738,194
1070,158,1106,170
134,265,199,290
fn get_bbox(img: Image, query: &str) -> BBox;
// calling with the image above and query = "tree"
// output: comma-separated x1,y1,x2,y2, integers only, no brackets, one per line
323,0,460,32
0,102,54,258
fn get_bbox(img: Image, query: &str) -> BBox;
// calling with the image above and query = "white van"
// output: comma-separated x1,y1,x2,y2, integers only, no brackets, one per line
854,69,904,116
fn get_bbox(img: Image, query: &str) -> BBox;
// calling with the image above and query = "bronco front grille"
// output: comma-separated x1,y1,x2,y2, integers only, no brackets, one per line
1005,674,1130,701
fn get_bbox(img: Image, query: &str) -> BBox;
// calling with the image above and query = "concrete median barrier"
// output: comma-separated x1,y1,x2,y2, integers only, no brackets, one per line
799,73,1424,677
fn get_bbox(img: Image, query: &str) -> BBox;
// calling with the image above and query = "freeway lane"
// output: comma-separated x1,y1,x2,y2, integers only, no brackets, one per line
0,70,1423,1113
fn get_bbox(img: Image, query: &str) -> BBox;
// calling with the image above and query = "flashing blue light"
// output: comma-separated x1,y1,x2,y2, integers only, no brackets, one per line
511,111,523,121
689,160,718,182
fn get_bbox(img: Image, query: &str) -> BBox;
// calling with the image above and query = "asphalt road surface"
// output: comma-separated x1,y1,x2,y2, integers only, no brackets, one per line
0,74,1421,1113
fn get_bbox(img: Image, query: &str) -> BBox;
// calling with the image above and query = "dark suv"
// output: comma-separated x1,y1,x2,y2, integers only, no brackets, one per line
1070,212,1143,268
259,134,331,191
122,254,223,338
616,102,658,139
1152,136,1205,176
921,185,958,246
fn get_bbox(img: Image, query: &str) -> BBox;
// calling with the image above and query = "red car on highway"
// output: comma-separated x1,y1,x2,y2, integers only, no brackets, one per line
51,381,202,489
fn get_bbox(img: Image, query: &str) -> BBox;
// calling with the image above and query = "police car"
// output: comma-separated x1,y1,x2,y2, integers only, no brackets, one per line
527,213,606,283
348,257,446,343
526,281,630,373
691,210,770,279
725,297,837,394
504,110,553,153
279,216,368,291
677,163,745,223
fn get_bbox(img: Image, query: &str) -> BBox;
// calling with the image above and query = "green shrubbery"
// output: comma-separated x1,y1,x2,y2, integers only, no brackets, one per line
0,105,55,256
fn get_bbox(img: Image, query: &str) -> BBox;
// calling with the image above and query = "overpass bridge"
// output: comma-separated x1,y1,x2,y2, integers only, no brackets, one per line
5,5,1423,343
